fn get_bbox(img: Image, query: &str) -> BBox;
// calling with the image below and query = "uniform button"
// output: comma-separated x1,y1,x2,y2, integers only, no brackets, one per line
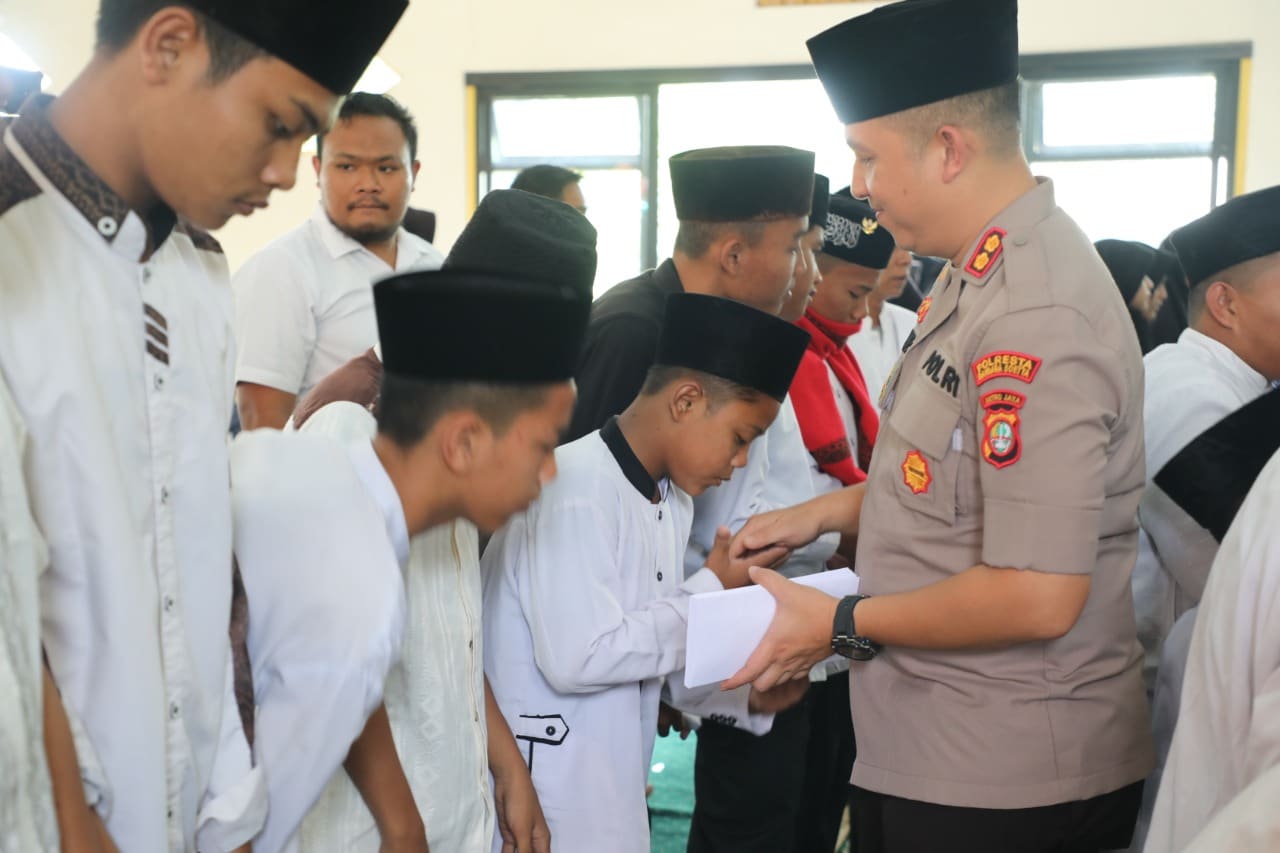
1013,235,1028,247
169,702,180,720
468,639,474,650
154,375,165,391
658,510,663,521
160,486,170,504
97,216,118,237
656,572,664,582
163,595,175,613
166,806,174,821
545,725,556,736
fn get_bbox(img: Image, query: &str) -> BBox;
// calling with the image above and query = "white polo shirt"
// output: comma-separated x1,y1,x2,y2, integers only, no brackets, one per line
233,205,443,398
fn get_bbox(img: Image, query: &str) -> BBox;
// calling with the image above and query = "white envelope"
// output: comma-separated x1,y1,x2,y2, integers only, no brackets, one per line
683,569,860,688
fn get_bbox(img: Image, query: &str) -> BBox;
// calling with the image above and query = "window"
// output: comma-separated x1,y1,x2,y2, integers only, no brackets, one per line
0,32,46,116
471,44,1247,296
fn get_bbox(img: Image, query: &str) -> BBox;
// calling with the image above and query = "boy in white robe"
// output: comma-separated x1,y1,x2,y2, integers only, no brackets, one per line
234,268,590,853
482,293,808,853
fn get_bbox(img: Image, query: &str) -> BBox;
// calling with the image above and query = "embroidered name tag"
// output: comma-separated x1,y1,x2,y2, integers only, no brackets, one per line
920,349,961,397
980,390,1026,469
972,350,1042,385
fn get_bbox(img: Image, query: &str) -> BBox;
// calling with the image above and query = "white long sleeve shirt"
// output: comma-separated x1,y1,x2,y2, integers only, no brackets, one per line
482,424,722,853
0,96,262,852
296,402,494,853
230,429,408,853
0,377,57,852
1143,448,1280,851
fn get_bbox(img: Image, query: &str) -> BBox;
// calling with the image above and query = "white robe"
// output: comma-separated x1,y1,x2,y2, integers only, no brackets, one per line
482,429,722,853
847,302,916,408
1133,329,1270,688
0,378,57,852
231,429,408,853
1143,448,1280,851
296,402,494,853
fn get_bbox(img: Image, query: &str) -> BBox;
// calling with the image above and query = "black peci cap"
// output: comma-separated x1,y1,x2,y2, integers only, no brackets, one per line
655,293,809,402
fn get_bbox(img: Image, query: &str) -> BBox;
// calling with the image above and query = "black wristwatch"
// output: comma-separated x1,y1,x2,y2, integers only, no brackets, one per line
831,595,882,661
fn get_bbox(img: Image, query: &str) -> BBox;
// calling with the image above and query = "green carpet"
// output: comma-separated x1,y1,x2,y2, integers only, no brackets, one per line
648,730,697,852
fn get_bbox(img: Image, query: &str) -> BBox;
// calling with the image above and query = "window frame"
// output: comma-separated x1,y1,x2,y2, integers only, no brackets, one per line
468,43,1249,274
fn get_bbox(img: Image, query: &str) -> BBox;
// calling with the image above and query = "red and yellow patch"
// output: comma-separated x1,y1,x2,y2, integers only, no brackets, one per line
965,227,1007,278
971,350,1042,386
916,296,933,325
902,450,931,494
980,390,1025,469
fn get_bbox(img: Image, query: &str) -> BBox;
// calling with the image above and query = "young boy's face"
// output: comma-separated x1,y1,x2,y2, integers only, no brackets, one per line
462,382,576,531
810,258,879,325
669,393,780,496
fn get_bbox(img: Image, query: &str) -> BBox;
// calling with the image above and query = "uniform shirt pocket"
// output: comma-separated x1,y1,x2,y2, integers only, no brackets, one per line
887,377,963,525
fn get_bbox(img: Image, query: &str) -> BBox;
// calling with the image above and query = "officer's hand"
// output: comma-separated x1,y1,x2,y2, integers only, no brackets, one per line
747,677,809,714
722,567,840,692
657,701,692,740
733,506,822,563
707,526,788,589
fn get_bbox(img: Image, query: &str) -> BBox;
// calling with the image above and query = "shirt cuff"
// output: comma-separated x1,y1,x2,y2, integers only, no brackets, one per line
680,567,725,596
982,498,1101,575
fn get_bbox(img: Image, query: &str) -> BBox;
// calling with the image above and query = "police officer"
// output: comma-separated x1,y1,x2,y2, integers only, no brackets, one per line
725,1,1154,850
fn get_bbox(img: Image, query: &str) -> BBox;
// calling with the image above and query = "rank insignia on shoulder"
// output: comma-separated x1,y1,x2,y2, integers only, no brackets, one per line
916,297,933,324
972,350,1042,385
861,217,879,235
965,227,1007,278
980,390,1025,469
902,450,931,494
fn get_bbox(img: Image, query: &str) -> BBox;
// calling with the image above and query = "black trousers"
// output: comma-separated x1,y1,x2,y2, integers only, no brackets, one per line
687,673,855,853
851,781,1144,853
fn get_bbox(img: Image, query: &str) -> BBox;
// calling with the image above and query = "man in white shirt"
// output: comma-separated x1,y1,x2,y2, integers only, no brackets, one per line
1132,185,1280,691
237,267,590,853
1143,446,1280,851
0,1,405,849
293,187,598,853
234,92,444,429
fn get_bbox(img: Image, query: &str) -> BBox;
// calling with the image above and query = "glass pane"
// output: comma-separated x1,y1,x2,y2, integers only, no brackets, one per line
491,97,641,162
1030,157,1214,245
489,168,645,298
1040,75,1216,150
656,79,852,258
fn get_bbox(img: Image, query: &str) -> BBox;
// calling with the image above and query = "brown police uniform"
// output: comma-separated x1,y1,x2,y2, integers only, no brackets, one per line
852,178,1154,814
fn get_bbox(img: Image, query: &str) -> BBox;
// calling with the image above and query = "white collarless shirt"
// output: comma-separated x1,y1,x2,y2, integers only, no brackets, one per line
0,97,262,852
0,378,57,853
1132,328,1272,687
233,204,444,398
848,302,916,408
230,428,408,853
296,402,494,853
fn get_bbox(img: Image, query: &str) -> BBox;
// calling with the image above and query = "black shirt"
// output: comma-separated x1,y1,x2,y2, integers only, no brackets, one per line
566,259,684,442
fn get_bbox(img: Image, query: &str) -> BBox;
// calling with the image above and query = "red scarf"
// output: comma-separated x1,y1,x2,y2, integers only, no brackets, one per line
790,309,881,486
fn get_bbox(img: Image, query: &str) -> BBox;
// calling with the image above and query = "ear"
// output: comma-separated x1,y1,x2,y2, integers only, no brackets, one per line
1202,280,1240,331
935,124,973,185
668,382,706,424
312,155,322,180
137,8,204,86
410,160,421,188
436,410,494,475
715,234,746,277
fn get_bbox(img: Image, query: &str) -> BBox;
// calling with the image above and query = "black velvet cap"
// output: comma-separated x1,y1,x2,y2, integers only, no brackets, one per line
1095,239,1177,303
187,0,407,94
810,174,831,232
808,0,1019,124
821,189,896,270
374,268,590,383
444,189,598,298
1166,185,1280,287
655,294,809,402
670,146,816,222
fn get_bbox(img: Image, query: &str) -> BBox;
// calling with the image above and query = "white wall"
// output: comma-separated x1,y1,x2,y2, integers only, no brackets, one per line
4,0,1277,269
